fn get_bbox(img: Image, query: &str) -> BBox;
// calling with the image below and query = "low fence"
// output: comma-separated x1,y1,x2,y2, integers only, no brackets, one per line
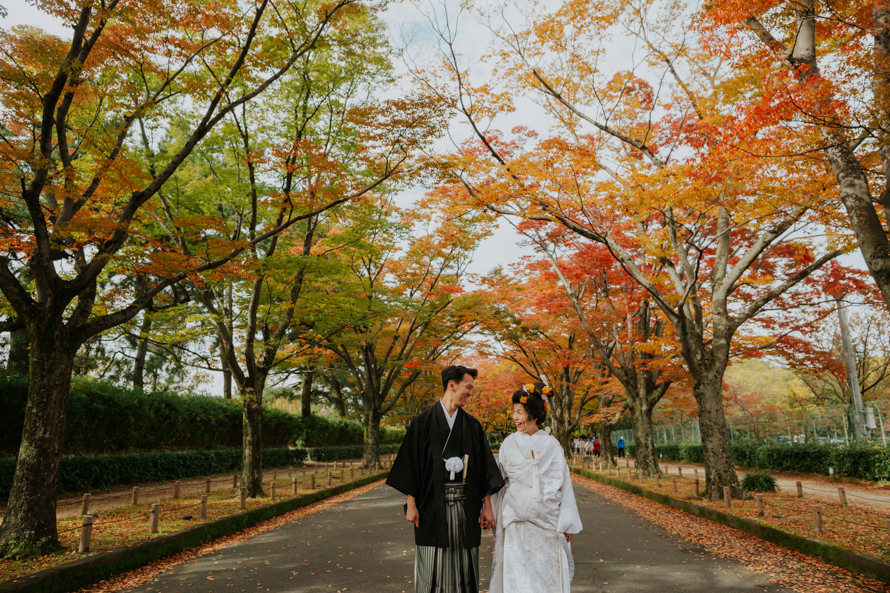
63,455,395,554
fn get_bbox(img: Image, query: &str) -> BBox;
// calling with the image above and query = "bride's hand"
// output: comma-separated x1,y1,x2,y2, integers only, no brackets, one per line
564,533,573,542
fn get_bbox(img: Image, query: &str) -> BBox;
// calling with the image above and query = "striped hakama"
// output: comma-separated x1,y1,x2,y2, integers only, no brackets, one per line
414,483,479,593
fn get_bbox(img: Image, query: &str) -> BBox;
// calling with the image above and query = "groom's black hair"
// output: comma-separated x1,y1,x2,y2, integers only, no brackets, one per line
441,365,478,391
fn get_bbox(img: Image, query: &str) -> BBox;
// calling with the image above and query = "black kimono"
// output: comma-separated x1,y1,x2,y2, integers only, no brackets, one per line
386,403,504,548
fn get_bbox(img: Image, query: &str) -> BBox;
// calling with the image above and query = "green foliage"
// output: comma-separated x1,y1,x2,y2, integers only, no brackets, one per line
0,373,402,455
309,444,400,462
653,442,890,482
741,472,778,492
295,415,363,447
0,448,309,498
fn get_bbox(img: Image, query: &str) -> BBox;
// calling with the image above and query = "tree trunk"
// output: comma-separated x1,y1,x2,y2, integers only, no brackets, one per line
629,392,660,477
6,325,29,375
241,384,264,498
0,329,75,556
599,421,616,467
362,410,381,469
549,388,573,456
223,369,232,400
301,370,314,417
329,378,347,417
222,284,233,400
132,313,152,392
693,374,741,499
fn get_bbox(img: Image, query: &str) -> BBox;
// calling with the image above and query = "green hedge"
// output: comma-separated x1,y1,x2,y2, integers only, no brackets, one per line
0,373,404,454
642,442,890,481
308,444,400,462
0,448,311,497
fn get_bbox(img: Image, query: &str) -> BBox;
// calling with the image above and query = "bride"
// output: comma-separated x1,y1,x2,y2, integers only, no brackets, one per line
489,382,582,593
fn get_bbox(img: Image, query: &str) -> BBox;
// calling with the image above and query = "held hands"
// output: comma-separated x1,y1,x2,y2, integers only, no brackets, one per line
564,533,573,543
478,497,496,530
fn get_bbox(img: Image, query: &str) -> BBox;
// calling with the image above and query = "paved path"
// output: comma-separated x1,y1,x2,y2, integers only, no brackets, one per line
124,480,791,593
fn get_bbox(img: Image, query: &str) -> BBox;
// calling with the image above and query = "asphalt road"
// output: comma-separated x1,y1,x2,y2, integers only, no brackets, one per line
124,480,792,593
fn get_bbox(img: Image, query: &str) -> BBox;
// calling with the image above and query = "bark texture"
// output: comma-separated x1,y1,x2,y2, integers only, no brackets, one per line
0,329,75,555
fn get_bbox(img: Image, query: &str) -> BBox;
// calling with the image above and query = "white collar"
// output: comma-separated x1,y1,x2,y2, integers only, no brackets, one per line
440,400,458,430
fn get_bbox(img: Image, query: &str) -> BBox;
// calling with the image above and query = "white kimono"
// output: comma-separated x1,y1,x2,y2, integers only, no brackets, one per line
489,430,583,593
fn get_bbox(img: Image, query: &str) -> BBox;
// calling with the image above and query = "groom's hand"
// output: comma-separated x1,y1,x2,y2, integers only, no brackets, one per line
406,497,420,527
479,506,495,529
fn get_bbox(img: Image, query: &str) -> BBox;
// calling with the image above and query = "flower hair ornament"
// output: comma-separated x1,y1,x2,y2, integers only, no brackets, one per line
541,385,552,402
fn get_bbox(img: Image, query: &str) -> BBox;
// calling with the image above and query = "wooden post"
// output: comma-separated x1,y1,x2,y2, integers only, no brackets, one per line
292,477,298,495
200,495,208,520
828,467,835,481
233,473,239,488
273,469,278,481
723,486,731,509
271,481,276,501
351,467,355,480
694,478,700,498
311,474,316,490
150,503,159,533
78,515,94,553
131,487,139,506
81,493,91,516
205,479,212,494
812,505,823,533
678,467,683,477
655,474,660,488
174,481,181,499
694,468,698,479
756,494,764,517
796,481,803,498
341,469,345,482
837,487,847,506
240,488,246,510
327,472,333,487
672,478,677,493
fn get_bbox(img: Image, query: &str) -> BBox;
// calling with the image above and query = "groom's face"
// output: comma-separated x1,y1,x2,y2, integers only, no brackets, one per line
450,373,475,407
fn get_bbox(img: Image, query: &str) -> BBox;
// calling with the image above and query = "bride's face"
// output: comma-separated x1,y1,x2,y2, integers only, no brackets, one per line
512,404,537,434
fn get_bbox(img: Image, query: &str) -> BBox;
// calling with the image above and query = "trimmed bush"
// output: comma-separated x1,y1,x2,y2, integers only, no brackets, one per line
653,442,890,482
0,372,407,455
309,444,400,462
0,448,310,498
742,472,778,493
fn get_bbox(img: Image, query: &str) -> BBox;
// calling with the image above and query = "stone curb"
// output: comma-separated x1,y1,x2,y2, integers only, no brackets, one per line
0,473,388,593
572,467,890,585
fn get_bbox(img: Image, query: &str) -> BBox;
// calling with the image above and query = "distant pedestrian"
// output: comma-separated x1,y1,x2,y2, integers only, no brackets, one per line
617,436,625,459
593,437,600,458
583,437,593,457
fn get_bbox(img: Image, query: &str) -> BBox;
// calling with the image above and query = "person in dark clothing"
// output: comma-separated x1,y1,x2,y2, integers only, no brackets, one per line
617,436,626,458
386,365,504,593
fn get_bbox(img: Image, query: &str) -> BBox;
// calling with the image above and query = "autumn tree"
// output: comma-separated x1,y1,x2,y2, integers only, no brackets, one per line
149,8,439,496
477,242,606,455
704,0,890,312
424,0,853,496
0,0,365,554
305,198,487,467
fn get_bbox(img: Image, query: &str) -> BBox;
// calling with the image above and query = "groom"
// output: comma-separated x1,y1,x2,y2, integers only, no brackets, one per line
386,365,504,593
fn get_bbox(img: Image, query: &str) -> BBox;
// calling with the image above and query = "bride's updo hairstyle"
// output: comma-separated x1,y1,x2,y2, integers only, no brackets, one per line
511,381,550,426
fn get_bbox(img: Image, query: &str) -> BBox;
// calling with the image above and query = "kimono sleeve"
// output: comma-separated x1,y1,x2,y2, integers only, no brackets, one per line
556,458,583,535
478,424,505,495
385,417,420,497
